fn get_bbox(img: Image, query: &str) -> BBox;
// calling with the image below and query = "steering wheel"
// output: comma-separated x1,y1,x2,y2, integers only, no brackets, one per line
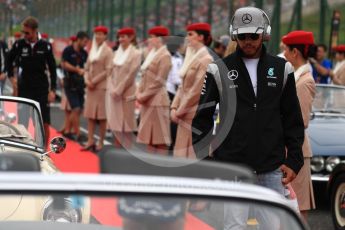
0,120,22,135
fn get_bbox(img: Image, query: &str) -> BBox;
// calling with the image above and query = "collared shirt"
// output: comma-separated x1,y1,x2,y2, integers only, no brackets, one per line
166,52,183,95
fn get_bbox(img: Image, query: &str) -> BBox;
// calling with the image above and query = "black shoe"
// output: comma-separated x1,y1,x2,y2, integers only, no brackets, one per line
63,132,75,140
76,135,87,143
80,144,96,152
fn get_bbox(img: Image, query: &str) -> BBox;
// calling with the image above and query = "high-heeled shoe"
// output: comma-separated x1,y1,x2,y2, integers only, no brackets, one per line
80,143,96,151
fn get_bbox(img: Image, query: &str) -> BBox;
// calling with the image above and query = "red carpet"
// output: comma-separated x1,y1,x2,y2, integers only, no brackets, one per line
49,127,213,229
49,127,99,173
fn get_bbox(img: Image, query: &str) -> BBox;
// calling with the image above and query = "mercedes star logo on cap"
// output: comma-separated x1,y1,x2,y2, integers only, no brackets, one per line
242,13,252,24
227,70,239,80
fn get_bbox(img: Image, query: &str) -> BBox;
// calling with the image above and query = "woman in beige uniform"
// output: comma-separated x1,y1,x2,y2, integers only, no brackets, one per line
330,45,345,86
136,26,172,153
282,30,316,221
171,23,213,158
82,26,113,151
106,27,141,148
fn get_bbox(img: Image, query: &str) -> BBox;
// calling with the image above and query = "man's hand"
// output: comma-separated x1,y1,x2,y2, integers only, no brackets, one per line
280,164,297,185
0,73,6,81
171,109,179,124
48,91,56,103
12,87,18,97
77,68,85,76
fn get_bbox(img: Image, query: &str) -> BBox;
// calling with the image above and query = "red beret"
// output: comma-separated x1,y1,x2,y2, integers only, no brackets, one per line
14,32,22,38
69,35,77,41
94,25,109,34
118,27,135,36
148,26,169,36
186,22,211,33
282,30,314,45
334,45,345,52
41,33,49,39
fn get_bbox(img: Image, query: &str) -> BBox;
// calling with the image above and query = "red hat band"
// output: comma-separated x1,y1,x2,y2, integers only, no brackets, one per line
186,22,211,33
282,30,314,46
94,25,109,34
334,45,345,52
148,26,169,37
118,27,135,36
70,35,77,41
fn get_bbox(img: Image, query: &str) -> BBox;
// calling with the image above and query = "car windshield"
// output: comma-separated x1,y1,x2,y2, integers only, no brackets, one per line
0,193,304,230
0,98,44,149
312,85,345,114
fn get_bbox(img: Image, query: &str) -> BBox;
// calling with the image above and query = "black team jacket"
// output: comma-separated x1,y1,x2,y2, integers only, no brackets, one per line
192,45,304,174
6,38,57,93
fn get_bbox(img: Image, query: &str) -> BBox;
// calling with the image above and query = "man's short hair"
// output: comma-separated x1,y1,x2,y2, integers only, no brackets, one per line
22,16,39,30
317,44,328,52
76,31,89,40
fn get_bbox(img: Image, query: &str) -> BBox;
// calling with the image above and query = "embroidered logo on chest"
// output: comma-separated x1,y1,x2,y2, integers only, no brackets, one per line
227,70,238,80
266,67,277,79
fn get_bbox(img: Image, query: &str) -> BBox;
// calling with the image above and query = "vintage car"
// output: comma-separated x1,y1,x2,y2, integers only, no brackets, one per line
0,147,308,230
307,84,345,229
0,96,90,223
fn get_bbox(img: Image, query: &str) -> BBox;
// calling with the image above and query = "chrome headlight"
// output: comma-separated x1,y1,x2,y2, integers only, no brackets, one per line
311,156,325,173
42,197,82,223
325,156,341,172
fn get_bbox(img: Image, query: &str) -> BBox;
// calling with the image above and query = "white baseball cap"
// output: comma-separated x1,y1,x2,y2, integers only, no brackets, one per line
231,7,267,35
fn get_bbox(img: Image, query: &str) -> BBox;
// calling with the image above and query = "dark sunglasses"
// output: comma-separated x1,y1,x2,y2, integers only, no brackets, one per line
236,33,260,41
21,31,30,35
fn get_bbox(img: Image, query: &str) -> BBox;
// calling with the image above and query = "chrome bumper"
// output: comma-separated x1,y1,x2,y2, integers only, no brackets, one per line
311,174,329,182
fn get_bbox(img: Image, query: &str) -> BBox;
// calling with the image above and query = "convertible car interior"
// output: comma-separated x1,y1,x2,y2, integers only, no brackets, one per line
99,146,255,183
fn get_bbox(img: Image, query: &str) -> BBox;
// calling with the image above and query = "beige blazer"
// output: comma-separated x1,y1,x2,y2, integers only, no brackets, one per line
137,46,172,107
296,71,316,158
136,46,172,145
171,48,213,120
171,48,212,158
84,44,113,90
106,47,141,132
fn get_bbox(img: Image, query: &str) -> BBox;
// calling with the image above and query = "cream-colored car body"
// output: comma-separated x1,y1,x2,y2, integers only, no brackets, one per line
0,97,90,223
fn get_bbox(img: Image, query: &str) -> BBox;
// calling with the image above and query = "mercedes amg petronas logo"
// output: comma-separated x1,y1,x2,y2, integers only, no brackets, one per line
242,13,252,24
228,70,239,80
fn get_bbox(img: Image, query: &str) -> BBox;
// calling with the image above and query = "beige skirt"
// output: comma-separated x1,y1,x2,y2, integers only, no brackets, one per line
84,89,106,120
173,119,196,158
291,158,316,211
137,105,171,146
105,91,137,132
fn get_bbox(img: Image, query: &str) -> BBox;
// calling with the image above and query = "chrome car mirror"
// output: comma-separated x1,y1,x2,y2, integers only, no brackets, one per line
50,137,66,154
40,137,66,161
